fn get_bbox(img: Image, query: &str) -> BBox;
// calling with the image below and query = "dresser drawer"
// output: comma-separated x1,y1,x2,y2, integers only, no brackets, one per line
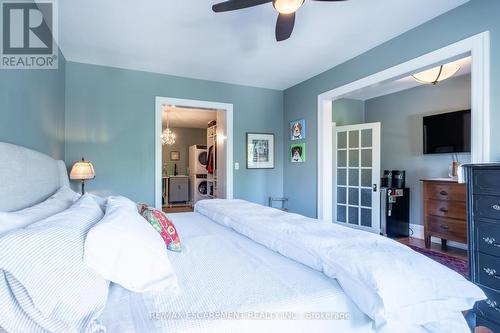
424,182,465,202
474,195,500,221
478,253,500,290
473,169,500,195
427,216,467,242
476,314,500,332
476,286,500,324
477,222,500,257
426,199,466,220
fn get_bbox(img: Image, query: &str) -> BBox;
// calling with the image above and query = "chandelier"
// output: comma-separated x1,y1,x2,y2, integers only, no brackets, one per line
161,128,176,145
162,108,176,145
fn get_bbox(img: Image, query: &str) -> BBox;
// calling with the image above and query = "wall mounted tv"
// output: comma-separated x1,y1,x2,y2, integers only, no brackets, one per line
423,110,471,154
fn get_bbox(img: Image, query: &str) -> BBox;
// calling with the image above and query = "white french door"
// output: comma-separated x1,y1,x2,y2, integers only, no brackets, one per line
333,122,381,233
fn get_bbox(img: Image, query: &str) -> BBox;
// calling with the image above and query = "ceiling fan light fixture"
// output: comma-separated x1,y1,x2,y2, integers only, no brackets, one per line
412,63,461,85
273,0,304,14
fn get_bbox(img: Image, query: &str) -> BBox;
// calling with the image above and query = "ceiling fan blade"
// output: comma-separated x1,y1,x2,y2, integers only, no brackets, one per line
212,0,272,12
275,13,295,42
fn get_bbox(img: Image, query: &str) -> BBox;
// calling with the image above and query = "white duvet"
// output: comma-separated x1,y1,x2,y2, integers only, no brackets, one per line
195,199,485,333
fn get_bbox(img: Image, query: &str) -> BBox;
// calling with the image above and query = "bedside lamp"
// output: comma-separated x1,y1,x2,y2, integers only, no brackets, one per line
70,157,95,194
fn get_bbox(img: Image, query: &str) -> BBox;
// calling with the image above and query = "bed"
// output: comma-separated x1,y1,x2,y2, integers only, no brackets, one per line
0,142,485,333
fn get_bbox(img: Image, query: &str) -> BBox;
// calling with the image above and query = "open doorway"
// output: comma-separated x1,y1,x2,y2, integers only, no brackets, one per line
330,56,472,276
318,31,491,279
317,32,490,227
155,97,234,212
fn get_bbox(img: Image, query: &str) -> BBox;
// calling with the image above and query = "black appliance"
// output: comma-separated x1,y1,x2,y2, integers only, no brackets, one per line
381,188,410,238
381,170,406,188
423,110,471,154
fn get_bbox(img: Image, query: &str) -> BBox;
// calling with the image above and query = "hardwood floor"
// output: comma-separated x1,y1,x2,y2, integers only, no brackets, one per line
397,237,468,261
163,205,194,213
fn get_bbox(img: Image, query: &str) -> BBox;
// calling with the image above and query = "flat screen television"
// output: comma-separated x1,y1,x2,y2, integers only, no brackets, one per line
423,110,471,154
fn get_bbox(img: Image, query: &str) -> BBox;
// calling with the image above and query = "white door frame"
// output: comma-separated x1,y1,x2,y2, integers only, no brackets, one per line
318,31,490,223
155,97,234,209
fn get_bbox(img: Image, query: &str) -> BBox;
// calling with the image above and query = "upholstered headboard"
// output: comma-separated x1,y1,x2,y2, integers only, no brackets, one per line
0,142,70,212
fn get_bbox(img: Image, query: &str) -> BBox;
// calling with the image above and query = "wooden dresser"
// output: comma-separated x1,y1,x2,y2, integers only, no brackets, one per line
422,179,467,248
463,164,500,331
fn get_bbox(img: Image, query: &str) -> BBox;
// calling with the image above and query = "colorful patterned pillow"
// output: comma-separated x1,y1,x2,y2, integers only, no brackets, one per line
138,205,181,252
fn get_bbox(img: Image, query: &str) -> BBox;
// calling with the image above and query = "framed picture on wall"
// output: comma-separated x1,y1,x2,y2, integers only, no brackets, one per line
291,143,306,163
246,133,275,169
290,119,306,141
170,151,180,161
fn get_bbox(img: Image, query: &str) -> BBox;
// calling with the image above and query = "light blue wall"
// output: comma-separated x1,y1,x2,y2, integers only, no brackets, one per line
0,52,66,159
65,62,284,205
284,0,500,218
332,98,365,126
162,127,206,176
365,74,471,226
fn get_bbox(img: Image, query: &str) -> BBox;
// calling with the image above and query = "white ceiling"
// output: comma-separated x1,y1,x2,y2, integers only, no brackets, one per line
163,106,217,128
58,0,469,90
344,56,471,101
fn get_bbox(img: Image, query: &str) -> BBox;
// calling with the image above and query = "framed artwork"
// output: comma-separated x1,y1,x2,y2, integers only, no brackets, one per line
291,143,306,163
170,151,180,161
290,119,306,141
246,133,275,169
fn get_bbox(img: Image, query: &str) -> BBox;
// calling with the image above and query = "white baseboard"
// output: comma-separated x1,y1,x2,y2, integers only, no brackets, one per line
409,224,468,251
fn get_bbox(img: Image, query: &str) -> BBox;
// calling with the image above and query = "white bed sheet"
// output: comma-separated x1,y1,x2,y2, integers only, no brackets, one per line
99,212,402,333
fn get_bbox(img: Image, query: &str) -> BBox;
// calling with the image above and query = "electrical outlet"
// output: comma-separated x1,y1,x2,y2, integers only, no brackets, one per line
235,162,240,170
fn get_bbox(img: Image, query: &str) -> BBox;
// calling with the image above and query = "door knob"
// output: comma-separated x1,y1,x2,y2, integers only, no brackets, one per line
372,184,377,192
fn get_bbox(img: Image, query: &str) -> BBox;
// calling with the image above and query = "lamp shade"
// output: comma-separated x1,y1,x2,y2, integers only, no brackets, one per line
70,158,96,180
412,63,460,85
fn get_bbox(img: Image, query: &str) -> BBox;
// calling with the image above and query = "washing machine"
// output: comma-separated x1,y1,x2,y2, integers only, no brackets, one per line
190,174,209,204
189,145,208,175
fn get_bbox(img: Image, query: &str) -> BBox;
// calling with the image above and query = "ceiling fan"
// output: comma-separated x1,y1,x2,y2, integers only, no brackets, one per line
212,0,347,41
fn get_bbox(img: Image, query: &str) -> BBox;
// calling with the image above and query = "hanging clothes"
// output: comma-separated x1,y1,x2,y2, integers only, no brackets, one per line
207,145,215,174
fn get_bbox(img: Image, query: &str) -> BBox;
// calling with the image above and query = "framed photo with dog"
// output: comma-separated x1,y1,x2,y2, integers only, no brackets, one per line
290,119,306,141
247,133,275,169
291,143,306,163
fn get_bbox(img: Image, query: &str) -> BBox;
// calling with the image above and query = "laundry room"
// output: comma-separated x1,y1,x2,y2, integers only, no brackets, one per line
161,104,227,212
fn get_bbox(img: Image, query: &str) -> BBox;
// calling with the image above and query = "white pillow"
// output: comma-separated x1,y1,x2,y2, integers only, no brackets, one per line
0,186,81,236
84,196,179,293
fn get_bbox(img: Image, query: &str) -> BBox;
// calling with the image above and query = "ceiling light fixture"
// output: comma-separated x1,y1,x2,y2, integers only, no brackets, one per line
412,63,461,85
273,0,304,14
162,109,176,145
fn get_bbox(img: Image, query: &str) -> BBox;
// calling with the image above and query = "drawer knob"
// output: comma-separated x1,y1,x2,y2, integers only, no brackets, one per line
440,224,449,230
439,190,448,196
493,204,500,211
483,237,500,248
439,207,449,213
484,267,500,280
486,299,500,312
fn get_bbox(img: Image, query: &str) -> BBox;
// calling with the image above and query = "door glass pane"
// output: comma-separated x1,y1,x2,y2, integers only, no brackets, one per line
348,168,359,186
337,205,346,222
361,208,371,227
361,189,372,207
348,188,359,205
349,131,359,148
338,132,347,149
337,169,346,186
348,207,359,224
338,150,347,167
349,149,359,167
361,129,372,147
361,169,371,187
361,149,372,167
337,187,346,204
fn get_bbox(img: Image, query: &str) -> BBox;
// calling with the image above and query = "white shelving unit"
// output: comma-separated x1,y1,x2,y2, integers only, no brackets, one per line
207,121,217,198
